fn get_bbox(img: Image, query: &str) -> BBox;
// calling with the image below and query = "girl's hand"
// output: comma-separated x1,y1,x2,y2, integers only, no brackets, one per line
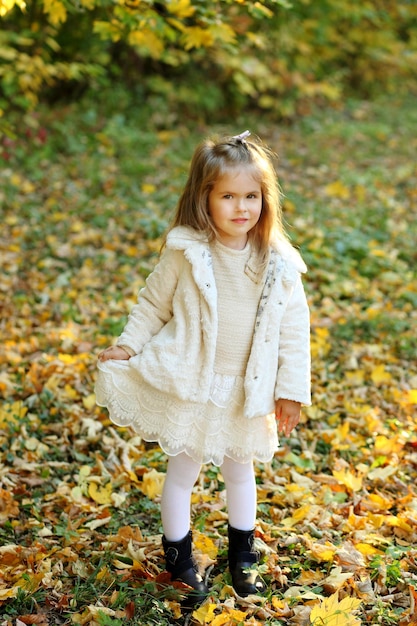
275,399,301,437
98,346,131,362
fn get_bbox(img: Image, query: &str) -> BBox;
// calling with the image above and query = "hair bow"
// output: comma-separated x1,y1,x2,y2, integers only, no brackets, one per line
232,130,251,144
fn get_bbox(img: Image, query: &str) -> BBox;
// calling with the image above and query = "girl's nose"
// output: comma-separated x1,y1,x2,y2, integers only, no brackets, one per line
236,197,246,211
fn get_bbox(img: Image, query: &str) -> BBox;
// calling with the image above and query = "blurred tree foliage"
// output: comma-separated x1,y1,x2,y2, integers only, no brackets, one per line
0,0,416,121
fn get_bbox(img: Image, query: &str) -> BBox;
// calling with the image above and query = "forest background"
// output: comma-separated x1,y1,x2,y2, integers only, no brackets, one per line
1,1,417,625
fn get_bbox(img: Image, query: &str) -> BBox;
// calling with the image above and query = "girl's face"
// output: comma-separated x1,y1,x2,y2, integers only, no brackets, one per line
208,167,262,249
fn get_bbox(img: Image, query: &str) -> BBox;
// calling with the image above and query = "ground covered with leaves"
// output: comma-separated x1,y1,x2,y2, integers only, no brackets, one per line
1,94,417,625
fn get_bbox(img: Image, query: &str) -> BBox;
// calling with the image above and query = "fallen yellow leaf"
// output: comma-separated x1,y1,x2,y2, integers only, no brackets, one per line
192,602,217,624
408,389,417,404
374,435,403,456
309,542,337,563
211,609,247,625
194,533,218,560
0,587,18,600
310,591,362,625
282,503,312,527
82,393,96,410
297,570,325,585
371,364,391,385
361,492,393,512
324,180,350,199
345,370,365,385
16,572,44,592
385,515,413,532
88,481,113,505
272,596,287,610
0,401,27,427
63,384,78,399
142,468,165,499
354,543,384,557
333,469,363,492
141,183,156,194
57,353,78,364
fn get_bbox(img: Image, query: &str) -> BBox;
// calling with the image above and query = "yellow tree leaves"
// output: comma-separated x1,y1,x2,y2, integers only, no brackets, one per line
182,26,214,50
127,28,165,57
2,0,416,128
167,0,195,19
92,0,258,58
0,0,25,16
41,0,66,25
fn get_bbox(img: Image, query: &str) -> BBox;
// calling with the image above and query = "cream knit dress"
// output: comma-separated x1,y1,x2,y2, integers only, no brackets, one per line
96,240,279,466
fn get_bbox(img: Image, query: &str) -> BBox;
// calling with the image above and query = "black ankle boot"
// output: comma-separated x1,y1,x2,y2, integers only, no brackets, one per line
228,525,266,597
162,530,209,608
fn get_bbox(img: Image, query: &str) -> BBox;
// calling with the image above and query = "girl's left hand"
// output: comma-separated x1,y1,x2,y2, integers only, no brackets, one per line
275,399,301,437
98,346,131,362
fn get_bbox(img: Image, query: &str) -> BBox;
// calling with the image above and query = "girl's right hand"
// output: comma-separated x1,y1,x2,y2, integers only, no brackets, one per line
98,346,131,362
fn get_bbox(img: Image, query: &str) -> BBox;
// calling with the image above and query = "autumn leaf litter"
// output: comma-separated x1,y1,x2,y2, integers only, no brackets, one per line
1,97,417,625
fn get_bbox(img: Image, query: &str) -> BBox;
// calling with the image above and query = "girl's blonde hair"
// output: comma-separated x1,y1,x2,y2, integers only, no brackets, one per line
168,133,288,260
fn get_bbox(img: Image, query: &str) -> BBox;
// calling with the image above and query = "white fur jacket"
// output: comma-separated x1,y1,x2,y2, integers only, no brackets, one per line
117,226,311,419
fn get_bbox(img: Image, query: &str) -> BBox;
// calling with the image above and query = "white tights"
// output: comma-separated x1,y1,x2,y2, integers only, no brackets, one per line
161,452,257,541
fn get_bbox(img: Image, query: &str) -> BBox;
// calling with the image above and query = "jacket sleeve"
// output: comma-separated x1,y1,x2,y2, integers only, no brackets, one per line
275,274,311,405
116,248,182,356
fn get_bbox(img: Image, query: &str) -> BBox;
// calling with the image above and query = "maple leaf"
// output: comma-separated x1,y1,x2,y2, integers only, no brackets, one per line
166,0,195,18
332,468,363,492
182,26,214,50
41,0,67,25
210,609,248,625
309,592,362,625
371,364,392,385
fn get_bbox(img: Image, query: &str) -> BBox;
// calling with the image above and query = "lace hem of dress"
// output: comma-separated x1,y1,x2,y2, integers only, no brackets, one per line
209,372,238,408
95,360,278,466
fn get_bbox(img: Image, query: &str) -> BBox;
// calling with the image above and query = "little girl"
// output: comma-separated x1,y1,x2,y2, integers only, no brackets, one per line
95,131,311,605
